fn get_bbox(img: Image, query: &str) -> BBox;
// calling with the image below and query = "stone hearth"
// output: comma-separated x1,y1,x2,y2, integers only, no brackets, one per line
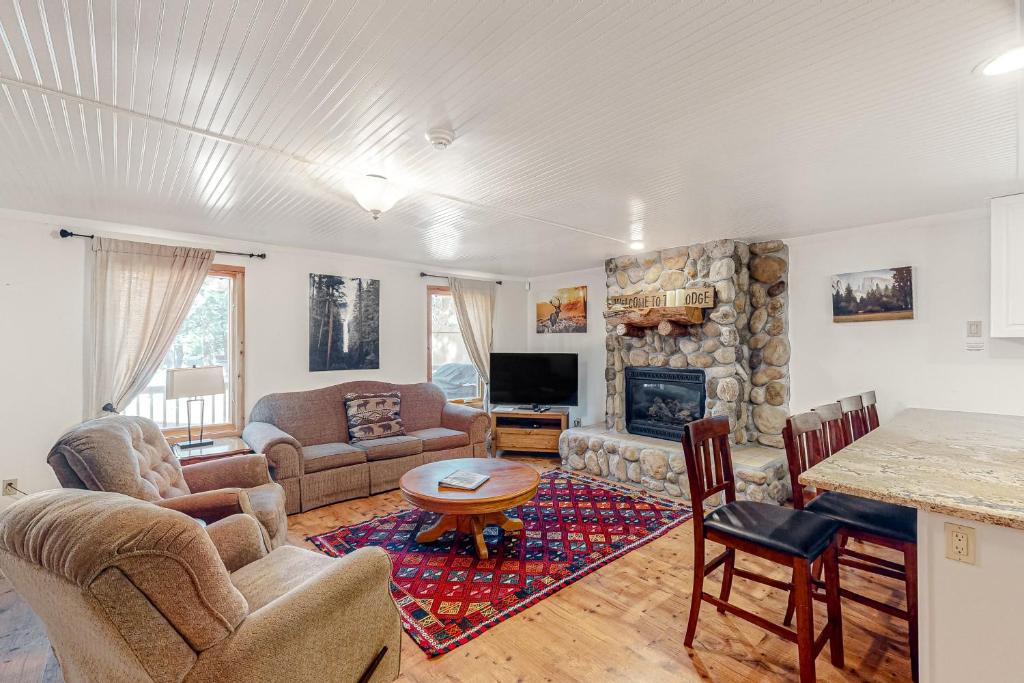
559,425,791,505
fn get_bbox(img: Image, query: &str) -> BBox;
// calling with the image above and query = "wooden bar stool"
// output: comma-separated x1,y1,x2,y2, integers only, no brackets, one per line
860,390,880,431
838,395,869,441
682,416,844,683
782,412,919,681
811,402,850,456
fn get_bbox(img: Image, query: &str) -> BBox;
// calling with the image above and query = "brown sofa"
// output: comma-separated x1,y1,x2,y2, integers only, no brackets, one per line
0,489,401,682
243,381,489,513
48,415,288,549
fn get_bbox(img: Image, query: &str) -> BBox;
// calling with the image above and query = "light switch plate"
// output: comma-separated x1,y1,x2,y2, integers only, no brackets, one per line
966,320,985,351
945,522,976,564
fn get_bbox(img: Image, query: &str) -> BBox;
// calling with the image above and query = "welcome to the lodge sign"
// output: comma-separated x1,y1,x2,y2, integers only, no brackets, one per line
607,286,715,310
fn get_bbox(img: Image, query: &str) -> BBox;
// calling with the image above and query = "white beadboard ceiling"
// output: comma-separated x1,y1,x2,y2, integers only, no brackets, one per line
0,0,1019,276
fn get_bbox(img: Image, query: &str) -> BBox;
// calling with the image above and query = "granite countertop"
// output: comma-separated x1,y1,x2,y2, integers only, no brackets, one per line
800,408,1024,530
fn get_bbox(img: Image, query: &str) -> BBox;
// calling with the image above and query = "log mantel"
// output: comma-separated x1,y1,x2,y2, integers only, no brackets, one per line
604,305,704,330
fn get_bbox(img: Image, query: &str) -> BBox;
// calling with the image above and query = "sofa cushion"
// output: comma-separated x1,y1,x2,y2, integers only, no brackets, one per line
397,383,447,432
248,384,352,446
302,443,366,474
344,392,405,442
406,427,470,452
351,435,423,462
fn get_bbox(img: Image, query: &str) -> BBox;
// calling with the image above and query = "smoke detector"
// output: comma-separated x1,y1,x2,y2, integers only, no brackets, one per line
426,127,455,150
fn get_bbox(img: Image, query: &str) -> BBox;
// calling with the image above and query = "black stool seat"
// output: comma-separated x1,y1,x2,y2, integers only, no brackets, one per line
805,492,917,544
704,501,841,560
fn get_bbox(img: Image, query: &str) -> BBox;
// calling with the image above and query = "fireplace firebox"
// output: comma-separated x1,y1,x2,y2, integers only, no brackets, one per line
624,367,706,441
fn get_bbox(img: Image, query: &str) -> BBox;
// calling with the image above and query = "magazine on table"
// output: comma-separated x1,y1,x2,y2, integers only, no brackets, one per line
439,469,490,490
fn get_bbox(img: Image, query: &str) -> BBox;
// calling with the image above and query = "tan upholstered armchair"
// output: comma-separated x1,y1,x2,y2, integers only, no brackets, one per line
0,490,401,683
47,415,288,549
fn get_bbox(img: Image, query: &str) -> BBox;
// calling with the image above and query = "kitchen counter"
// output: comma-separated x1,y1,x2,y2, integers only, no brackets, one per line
800,407,1024,681
800,408,1024,530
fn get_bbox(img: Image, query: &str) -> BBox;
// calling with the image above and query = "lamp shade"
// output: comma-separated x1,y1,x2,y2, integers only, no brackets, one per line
166,366,225,400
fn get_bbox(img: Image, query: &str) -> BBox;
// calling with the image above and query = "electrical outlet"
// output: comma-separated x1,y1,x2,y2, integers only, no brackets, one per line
2,478,17,496
945,522,976,564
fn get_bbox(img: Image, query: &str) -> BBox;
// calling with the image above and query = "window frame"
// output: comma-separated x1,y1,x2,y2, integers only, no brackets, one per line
162,263,246,443
427,285,483,404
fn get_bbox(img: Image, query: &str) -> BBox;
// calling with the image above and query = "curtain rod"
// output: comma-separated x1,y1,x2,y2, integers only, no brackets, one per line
419,271,502,285
58,229,268,259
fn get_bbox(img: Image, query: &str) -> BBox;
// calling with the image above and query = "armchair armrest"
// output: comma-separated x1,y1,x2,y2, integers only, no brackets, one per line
189,547,401,683
182,454,273,492
206,514,269,572
241,422,303,480
155,488,245,524
441,402,489,444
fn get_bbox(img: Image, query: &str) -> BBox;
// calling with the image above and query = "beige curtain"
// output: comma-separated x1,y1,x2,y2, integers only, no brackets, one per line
448,277,497,396
90,237,215,416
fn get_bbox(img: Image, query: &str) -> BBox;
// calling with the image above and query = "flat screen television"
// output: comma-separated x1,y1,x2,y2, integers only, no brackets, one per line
489,352,578,407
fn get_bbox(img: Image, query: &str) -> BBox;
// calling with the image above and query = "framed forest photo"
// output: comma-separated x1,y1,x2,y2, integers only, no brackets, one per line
309,274,381,371
831,266,913,323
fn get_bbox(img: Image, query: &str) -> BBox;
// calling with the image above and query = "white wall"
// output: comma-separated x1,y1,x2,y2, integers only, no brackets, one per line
787,208,1024,420
0,214,526,504
0,221,87,502
525,267,607,427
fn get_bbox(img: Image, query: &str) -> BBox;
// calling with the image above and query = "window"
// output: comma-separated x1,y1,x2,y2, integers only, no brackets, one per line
123,264,245,435
427,286,481,401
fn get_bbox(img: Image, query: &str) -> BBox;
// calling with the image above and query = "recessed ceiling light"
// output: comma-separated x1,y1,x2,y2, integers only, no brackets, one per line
629,240,645,251
979,46,1024,75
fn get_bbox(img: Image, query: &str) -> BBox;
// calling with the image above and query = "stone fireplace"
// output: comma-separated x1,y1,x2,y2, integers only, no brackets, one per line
624,367,705,441
559,238,793,506
603,239,791,448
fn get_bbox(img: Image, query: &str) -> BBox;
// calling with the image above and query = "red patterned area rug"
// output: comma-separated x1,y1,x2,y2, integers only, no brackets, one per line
308,470,692,657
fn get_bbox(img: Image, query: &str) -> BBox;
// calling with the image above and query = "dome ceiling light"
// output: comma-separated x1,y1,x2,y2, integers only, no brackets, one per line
979,1,1024,75
346,174,405,219
979,46,1024,75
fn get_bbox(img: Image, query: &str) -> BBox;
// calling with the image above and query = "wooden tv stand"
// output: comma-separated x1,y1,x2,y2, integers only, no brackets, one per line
490,407,570,455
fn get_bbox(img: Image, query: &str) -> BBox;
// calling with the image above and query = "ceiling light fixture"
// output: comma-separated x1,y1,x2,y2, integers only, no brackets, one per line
426,127,455,150
346,174,404,219
629,240,645,251
980,0,1024,76
979,45,1024,75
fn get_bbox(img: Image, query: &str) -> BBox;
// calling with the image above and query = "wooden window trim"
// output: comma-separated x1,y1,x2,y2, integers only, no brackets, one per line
162,263,245,440
427,285,483,402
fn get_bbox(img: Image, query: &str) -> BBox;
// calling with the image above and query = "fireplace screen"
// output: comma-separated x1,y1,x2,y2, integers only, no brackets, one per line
624,367,706,441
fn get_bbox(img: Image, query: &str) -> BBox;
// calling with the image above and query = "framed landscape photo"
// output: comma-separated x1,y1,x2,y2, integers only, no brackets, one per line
536,285,588,333
831,266,913,323
309,274,381,370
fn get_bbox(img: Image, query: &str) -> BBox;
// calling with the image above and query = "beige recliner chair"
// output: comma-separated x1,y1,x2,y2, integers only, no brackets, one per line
0,489,401,683
48,415,288,549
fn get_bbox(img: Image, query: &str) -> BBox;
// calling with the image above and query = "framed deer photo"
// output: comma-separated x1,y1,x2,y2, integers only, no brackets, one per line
536,285,588,333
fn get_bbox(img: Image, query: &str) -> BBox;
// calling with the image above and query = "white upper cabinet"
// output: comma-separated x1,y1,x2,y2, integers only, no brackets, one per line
991,194,1024,337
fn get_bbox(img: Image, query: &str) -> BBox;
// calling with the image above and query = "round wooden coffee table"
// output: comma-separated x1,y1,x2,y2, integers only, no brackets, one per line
399,458,540,559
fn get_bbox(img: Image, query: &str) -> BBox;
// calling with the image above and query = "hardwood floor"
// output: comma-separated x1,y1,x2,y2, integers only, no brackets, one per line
0,456,913,682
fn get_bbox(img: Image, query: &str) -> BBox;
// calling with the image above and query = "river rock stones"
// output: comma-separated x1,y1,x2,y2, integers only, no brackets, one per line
750,255,787,283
